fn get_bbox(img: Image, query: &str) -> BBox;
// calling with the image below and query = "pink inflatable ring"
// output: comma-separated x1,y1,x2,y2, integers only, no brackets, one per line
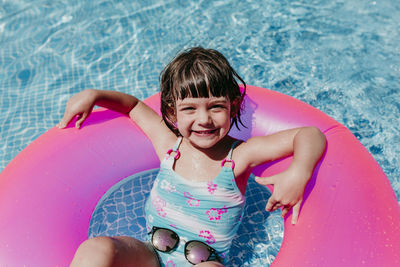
1,85,399,266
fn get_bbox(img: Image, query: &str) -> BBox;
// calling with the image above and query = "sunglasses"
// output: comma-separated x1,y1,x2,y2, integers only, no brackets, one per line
148,226,221,265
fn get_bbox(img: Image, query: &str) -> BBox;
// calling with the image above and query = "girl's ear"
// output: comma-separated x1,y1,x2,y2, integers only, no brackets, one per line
166,105,177,124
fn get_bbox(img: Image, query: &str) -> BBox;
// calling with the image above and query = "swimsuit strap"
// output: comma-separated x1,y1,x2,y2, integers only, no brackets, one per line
172,136,183,152
164,137,183,167
226,140,240,160
221,140,241,169
165,137,240,169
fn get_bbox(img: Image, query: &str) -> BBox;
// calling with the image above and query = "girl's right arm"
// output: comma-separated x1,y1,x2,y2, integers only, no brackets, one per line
57,89,175,159
58,89,138,129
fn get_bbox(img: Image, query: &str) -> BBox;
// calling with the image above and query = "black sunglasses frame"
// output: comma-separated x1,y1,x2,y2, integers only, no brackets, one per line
148,226,221,264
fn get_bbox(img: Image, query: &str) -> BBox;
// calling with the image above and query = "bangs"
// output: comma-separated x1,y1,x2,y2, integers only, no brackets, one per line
173,61,229,100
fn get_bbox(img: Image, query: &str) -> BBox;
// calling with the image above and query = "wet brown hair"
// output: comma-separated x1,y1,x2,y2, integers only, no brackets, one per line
160,47,246,135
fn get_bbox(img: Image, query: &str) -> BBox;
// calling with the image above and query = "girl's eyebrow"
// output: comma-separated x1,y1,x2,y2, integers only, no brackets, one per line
176,101,194,107
177,97,229,106
209,99,229,105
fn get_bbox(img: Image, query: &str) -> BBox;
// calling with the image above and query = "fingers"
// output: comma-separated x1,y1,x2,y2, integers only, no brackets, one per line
281,206,289,218
290,202,301,225
254,175,274,186
57,112,88,129
57,111,75,129
276,202,301,225
265,198,276,212
266,196,284,212
75,112,89,129
266,199,302,225
257,174,304,224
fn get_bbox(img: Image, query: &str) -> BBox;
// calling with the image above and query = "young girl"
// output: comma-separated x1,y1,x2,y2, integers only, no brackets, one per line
59,47,326,267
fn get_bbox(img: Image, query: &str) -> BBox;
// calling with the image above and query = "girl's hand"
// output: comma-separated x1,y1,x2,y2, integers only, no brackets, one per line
255,168,310,224
57,89,97,129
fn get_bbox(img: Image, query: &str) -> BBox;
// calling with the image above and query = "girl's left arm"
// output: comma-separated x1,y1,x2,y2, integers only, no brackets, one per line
240,126,326,224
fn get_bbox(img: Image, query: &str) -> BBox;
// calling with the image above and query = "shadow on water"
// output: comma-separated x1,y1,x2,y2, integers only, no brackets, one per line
229,176,283,266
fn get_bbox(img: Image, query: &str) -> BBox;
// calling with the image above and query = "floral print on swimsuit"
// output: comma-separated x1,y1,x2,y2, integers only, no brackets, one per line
144,138,245,266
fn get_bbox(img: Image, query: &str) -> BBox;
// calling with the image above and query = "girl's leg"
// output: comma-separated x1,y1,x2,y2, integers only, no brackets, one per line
194,262,225,267
70,236,159,267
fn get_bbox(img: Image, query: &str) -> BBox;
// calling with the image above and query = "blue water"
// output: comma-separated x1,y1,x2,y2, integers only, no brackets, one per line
0,0,399,264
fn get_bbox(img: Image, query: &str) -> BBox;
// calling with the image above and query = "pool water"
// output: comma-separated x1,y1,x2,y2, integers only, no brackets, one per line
1,0,399,265
88,169,282,266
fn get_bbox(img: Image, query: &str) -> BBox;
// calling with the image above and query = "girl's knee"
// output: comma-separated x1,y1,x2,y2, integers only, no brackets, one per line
194,261,225,267
71,236,159,267
81,236,116,256
71,237,116,266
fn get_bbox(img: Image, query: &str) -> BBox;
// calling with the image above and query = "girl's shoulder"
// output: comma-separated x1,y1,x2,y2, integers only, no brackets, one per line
228,137,250,168
129,101,177,160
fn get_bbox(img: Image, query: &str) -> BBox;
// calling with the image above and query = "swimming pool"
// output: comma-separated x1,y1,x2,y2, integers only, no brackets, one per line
0,0,399,265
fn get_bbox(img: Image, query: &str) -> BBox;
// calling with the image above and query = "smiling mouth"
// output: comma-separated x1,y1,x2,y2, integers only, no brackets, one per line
192,129,217,135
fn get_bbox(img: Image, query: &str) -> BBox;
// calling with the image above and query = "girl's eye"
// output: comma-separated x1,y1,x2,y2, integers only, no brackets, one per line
211,105,226,110
181,107,195,111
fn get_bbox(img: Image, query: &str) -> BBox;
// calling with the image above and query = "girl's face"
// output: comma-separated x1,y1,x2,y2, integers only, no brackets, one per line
174,96,232,149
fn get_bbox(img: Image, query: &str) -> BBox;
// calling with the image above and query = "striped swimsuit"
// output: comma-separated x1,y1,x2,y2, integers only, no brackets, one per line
144,137,245,266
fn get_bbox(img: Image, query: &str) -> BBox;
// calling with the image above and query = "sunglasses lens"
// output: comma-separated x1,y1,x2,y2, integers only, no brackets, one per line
152,228,179,252
185,241,211,264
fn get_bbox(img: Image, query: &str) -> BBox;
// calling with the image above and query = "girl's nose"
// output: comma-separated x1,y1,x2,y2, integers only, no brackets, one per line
197,110,211,124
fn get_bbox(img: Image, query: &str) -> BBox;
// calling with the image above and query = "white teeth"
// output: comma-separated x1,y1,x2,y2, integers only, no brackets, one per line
193,129,215,134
